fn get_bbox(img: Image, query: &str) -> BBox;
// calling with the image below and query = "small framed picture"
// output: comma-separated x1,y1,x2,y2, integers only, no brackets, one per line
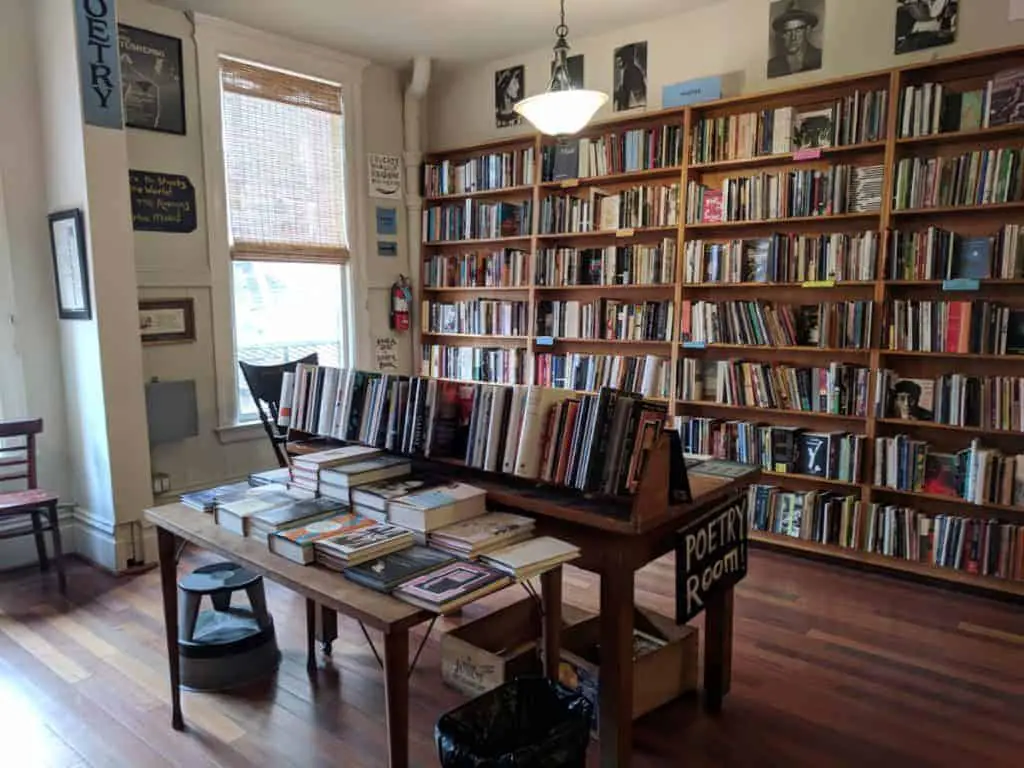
47,209,92,321
139,298,196,344
118,24,186,135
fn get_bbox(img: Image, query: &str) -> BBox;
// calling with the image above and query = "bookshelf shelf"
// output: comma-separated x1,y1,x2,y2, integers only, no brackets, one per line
422,332,530,343
425,184,534,203
750,531,1024,598
422,285,531,293
418,45,1024,598
869,486,1024,518
763,470,861,489
539,166,683,189
688,141,887,174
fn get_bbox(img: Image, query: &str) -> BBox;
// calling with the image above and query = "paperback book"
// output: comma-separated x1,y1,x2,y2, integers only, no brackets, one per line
270,513,376,564
342,545,455,593
392,561,511,613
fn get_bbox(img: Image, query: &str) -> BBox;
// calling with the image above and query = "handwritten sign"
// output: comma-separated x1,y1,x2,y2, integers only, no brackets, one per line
375,336,399,371
368,153,402,200
129,170,196,233
74,0,124,129
675,495,748,623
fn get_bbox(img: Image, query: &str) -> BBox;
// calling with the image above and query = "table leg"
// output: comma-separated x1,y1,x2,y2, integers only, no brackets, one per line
703,584,734,714
156,527,184,731
382,629,410,768
598,567,634,768
316,605,338,655
540,566,563,680
305,598,317,674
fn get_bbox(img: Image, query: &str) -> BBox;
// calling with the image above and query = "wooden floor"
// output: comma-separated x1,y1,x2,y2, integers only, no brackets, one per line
0,549,1021,768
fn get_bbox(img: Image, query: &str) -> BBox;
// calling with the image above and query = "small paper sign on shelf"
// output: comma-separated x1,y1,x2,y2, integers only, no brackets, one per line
536,336,555,346
801,279,836,288
682,341,708,349
943,278,981,291
560,179,580,189
793,148,823,161
616,228,636,238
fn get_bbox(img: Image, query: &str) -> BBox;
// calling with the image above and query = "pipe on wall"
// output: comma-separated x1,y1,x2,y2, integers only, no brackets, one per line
403,57,430,367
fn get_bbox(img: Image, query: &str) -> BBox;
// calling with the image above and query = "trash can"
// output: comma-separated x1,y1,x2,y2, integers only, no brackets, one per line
436,677,593,768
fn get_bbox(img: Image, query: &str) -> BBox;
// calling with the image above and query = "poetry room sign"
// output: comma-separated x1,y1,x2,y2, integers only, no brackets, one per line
129,170,197,233
675,495,748,623
74,0,124,129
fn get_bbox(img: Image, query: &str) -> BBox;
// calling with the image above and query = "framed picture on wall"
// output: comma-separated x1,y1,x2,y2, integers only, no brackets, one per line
47,209,92,321
139,298,196,344
118,24,186,135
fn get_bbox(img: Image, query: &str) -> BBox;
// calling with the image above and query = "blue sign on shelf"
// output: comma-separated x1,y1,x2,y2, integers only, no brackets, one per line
662,76,722,108
682,341,708,349
943,278,981,291
536,336,555,346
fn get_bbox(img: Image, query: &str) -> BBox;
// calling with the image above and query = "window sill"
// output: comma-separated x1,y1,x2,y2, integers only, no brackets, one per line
215,422,267,444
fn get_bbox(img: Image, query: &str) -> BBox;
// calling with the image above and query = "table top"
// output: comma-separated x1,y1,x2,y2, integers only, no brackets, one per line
145,503,431,633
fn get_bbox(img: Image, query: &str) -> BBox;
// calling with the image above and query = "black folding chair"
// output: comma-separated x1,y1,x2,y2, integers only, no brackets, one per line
238,354,318,468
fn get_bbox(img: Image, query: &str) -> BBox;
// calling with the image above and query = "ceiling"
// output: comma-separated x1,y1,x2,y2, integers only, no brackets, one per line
155,0,721,65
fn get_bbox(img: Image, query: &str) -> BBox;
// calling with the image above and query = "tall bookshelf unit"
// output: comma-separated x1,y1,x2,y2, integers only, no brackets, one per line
418,46,1024,599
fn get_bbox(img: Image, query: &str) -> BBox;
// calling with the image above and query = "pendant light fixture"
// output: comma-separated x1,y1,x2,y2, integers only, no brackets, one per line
513,0,608,136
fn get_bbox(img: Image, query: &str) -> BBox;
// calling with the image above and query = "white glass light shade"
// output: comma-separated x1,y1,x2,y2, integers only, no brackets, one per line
514,89,609,137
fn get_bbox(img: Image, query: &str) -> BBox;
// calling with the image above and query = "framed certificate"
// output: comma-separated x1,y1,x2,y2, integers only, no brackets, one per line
47,209,92,321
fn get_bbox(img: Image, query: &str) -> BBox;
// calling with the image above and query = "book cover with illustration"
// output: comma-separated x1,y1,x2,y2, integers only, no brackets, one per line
793,108,834,150
343,545,455,592
923,452,959,497
886,377,935,421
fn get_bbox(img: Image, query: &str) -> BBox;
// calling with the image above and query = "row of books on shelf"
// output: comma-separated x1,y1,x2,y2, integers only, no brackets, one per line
892,149,1023,210
424,249,530,288
678,359,870,417
536,299,674,342
423,299,529,337
542,126,684,181
897,67,1024,138
686,164,883,224
883,300,1024,354
689,90,889,165
538,184,681,234
423,147,536,197
423,200,532,243
279,367,670,494
874,371,1024,433
747,485,1023,582
886,224,1024,280
676,418,864,482
680,300,873,349
535,240,677,287
683,231,878,284
420,344,525,385
535,353,670,400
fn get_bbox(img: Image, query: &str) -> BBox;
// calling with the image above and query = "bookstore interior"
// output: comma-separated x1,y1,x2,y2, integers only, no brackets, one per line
2,0,1024,766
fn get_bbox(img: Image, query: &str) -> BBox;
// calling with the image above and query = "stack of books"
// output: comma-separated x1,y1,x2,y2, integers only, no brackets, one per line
343,545,455,593
291,445,383,493
318,455,411,502
269,512,377,564
392,561,511,613
350,477,442,523
180,481,253,513
247,496,349,540
314,523,416,569
387,482,488,535
214,487,315,536
480,536,581,580
428,512,535,558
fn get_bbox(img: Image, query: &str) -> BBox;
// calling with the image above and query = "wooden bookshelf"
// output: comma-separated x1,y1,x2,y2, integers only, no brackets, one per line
418,45,1024,598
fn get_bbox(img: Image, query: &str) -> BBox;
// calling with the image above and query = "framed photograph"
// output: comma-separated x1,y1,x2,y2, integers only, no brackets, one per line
47,209,92,321
495,65,525,128
895,0,958,55
767,0,825,79
613,42,647,111
139,298,196,344
118,24,186,135
552,54,584,89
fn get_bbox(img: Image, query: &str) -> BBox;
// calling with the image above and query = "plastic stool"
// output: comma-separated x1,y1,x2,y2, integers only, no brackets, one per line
177,561,280,691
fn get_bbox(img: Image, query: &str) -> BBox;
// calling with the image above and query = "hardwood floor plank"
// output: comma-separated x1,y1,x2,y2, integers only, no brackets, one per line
0,608,89,683
957,621,1024,646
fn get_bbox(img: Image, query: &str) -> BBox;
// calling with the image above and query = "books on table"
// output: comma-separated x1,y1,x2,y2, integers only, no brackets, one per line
290,445,384,492
480,536,580,580
248,496,350,540
214,488,312,536
350,476,445,523
342,545,455,593
387,482,487,533
428,512,535,559
392,561,511,613
180,481,259,513
313,523,415,569
248,467,291,487
270,513,376,564
318,455,413,501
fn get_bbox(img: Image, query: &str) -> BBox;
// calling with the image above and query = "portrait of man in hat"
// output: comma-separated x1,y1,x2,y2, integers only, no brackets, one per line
767,0,825,79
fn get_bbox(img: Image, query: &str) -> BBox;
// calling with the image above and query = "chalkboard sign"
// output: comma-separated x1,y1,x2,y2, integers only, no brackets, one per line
675,495,748,624
129,170,197,233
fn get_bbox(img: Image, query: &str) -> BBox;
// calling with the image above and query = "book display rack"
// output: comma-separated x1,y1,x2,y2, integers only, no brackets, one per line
420,46,1024,600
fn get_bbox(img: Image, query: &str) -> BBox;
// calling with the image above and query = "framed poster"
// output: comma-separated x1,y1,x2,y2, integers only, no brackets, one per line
613,42,648,111
139,298,196,344
368,154,402,200
47,209,92,321
895,0,958,55
495,65,525,128
767,0,825,79
118,24,186,135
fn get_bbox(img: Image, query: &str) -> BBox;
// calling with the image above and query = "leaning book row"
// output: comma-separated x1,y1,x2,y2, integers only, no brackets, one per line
885,224,1024,281
423,200,532,243
424,249,530,288
542,125,684,181
538,184,680,234
536,353,670,400
536,240,677,287
883,300,1024,355
536,299,674,342
874,371,1024,433
896,67,1024,138
680,300,873,349
424,147,535,197
424,299,529,337
421,344,525,385
892,149,1023,211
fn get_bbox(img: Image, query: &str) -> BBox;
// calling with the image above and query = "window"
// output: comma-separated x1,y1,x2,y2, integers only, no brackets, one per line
219,58,352,422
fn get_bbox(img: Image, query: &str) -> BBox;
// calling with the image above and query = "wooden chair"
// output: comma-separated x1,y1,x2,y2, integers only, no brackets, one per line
0,418,65,593
238,354,318,468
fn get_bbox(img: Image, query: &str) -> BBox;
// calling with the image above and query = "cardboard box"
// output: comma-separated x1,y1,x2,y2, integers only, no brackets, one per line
557,608,698,734
441,599,594,697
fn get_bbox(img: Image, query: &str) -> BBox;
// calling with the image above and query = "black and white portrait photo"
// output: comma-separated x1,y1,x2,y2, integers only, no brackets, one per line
118,25,186,135
613,42,647,111
553,54,585,90
495,65,525,128
895,0,958,55
767,0,825,79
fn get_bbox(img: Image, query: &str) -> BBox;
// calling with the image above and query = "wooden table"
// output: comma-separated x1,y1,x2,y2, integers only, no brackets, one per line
145,503,564,768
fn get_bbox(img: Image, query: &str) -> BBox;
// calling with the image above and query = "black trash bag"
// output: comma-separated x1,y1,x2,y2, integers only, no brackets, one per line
436,677,593,768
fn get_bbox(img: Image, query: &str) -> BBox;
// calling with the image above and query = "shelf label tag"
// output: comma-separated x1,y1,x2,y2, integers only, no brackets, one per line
616,228,636,238
801,279,836,288
682,341,707,349
942,278,980,291
536,336,555,346
793,148,822,161
559,178,580,188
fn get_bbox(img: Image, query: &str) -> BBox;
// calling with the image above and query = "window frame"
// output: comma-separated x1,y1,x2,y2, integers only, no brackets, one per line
0,179,27,421
194,14,371,431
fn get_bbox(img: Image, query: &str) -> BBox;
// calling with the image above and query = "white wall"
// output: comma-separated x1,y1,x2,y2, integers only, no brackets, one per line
430,0,1024,149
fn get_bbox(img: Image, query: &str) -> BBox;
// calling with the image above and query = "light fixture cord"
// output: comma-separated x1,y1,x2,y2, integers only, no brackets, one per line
557,0,568,38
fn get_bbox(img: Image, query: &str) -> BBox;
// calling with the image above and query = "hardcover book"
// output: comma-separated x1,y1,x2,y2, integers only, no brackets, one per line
481,536,580,580
314,523,414,567
792,108,834,150
319,455,412,492
923,452,959,497
392,561,511,612
953,237,993,279
989,67,1024,127
701,190,723,223
342,545,455,593
887,377,935,421
350,476,442,517
428,512,535,558
796,433,829,478
388,482,487,532
249,496,349,537
180,481,253,513
269,513,377,564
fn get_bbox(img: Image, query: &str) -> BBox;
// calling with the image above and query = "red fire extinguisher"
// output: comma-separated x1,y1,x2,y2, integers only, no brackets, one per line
390,275,413,332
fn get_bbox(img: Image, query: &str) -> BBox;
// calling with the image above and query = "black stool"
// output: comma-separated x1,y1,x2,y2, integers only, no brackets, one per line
178,562,280,691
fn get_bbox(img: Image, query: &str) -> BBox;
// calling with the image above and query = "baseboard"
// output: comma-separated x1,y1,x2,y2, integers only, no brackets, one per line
71,508,137,572
0,505,76,572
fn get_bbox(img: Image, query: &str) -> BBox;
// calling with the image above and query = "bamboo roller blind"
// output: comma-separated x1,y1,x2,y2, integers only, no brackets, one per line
220,57,349,263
